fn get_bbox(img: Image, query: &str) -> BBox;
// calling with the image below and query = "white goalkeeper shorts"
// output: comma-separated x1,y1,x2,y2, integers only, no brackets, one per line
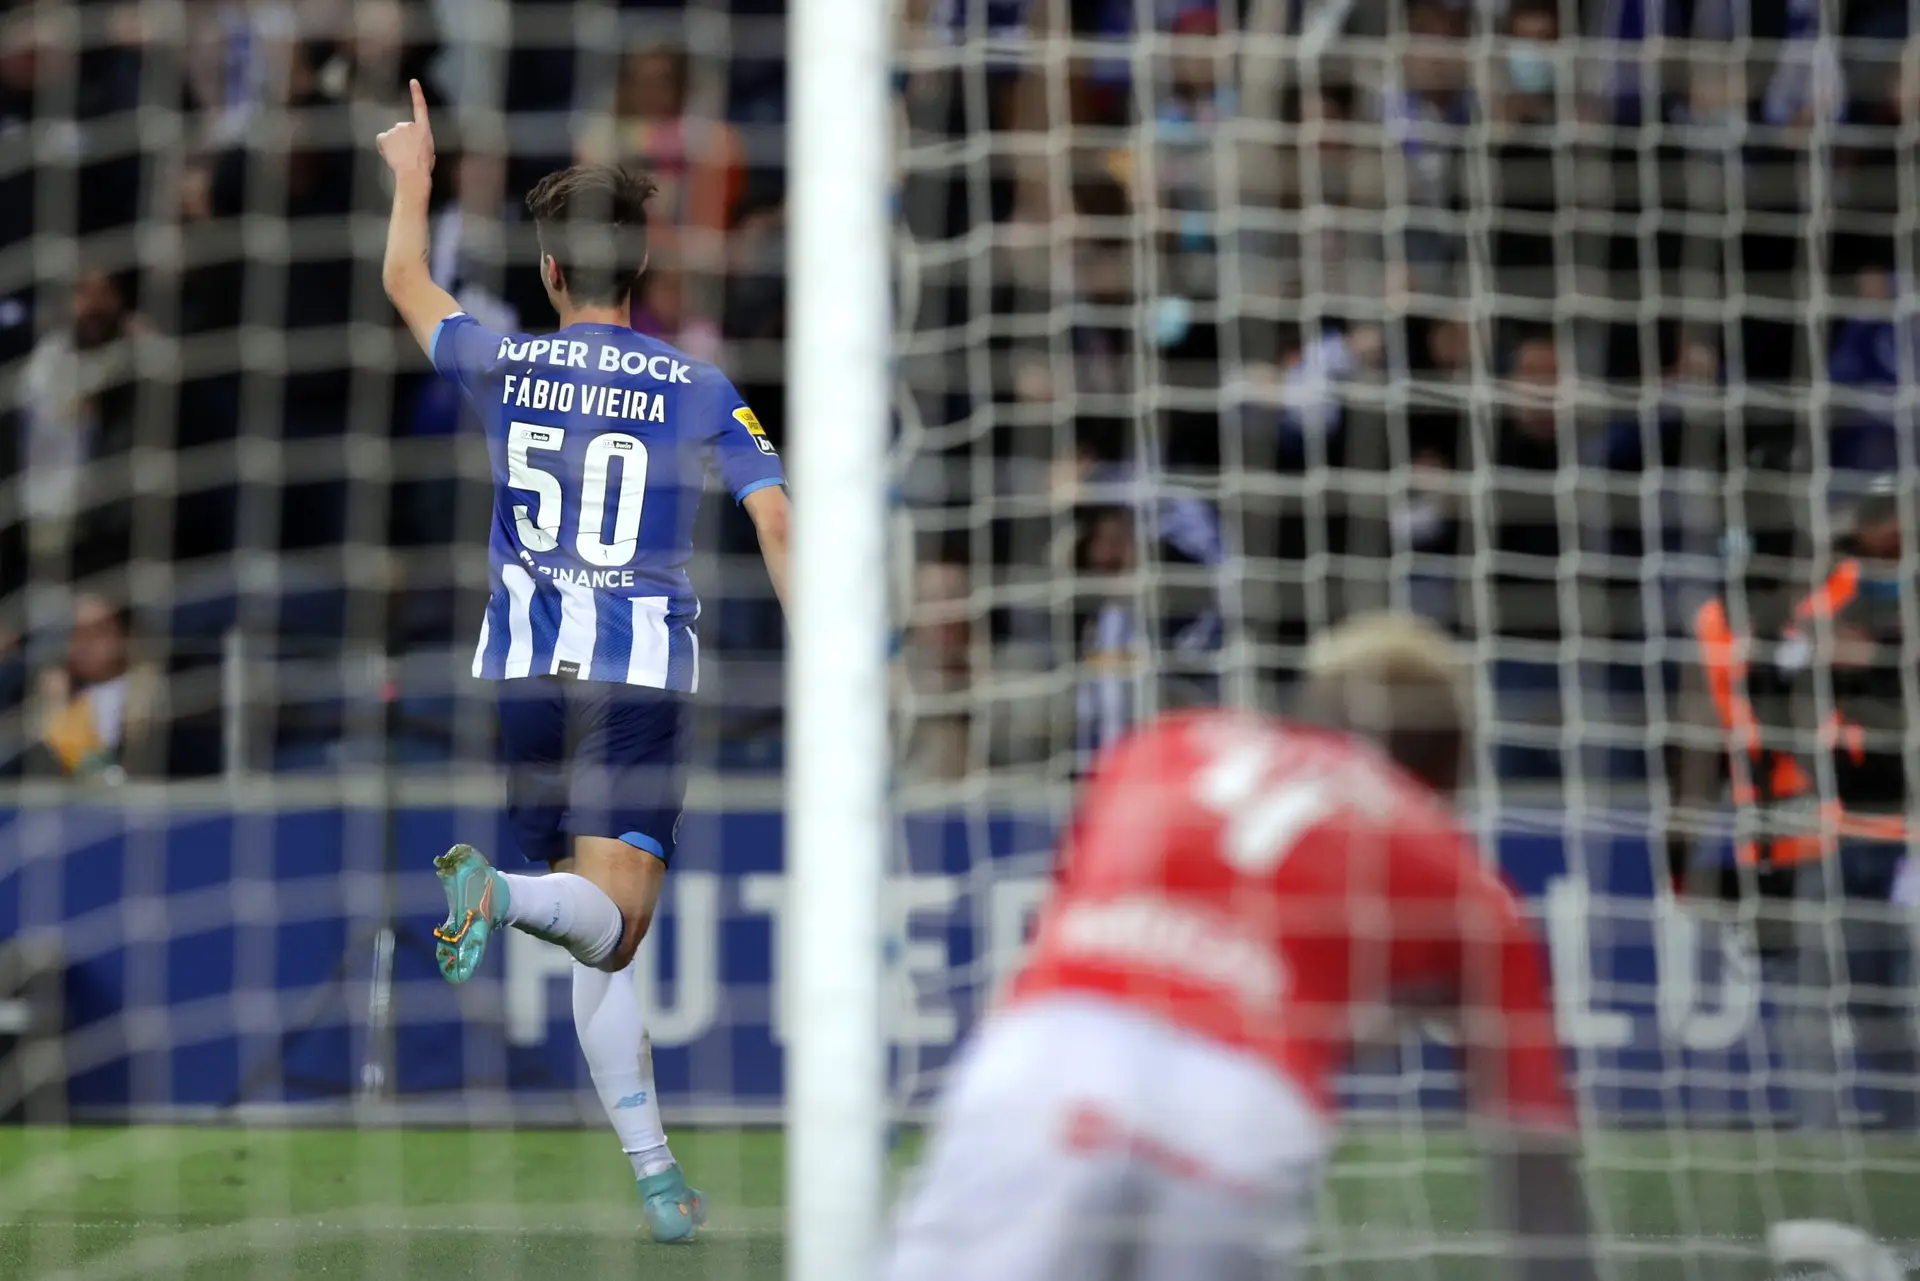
882,995,1332,1281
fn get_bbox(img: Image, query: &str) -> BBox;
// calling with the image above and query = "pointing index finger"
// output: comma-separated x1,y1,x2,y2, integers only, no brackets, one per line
410,78,429,126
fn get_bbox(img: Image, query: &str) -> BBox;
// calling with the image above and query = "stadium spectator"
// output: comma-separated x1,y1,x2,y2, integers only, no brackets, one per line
1487,328,1571,781
1836,1,1911,128
202,48,407,433
1826,265,1912,477
1064,475,1223,766
1385,312,1469,630
11,594,163,781
0,621,22,714
1078,0,1220,122
632,266,723,365
1664,493,1815,1123
0,0,1906,795
0,16,35,260
1594,0,1729,127
897,0,1028,232
3,4,146,222
1492,329,1564,547
720,185,789,457
1590,332,1726,641
1266,322,1385,462
1008,0,1220,225
1383,0,1471,291
1402,309,1471,431
1492,0,1563,127
429,137,522,338
1774,480,1920,1130
1761,0,1844,131
576,46,745,291
1142,7,1231,276
1073,505,1141,764
1262,82,1388,316
989,172,1139,477
1486,33,1564,303
723,188,786,344
323,0,451,225
899,553,975,783
1402,448,1462,611
180,0,301,146
1135,12,1254,473
16,270,143,571
913,0,1029,78
314,0,443,116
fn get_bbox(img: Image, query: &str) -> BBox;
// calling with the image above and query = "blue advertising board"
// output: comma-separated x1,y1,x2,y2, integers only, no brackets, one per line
0,803,1782,1117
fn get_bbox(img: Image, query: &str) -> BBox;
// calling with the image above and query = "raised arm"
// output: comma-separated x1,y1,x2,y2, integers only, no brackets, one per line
377,79,461,355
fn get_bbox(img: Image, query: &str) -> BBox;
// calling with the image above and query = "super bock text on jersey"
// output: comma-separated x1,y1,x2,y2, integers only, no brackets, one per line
430,314,784,691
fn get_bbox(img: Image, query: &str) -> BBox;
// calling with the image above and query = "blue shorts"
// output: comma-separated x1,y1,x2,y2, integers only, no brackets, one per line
495,677,690,867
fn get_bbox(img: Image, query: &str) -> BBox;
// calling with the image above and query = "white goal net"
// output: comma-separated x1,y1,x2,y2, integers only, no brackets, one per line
0,0,1915,1278
890,0,1920,1278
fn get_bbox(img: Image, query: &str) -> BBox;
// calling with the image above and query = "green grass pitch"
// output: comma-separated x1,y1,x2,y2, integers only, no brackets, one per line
1,1125,1915,1279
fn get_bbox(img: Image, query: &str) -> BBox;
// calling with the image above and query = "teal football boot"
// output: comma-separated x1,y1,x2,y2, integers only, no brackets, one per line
637,1165,707,1243
433,844,508,984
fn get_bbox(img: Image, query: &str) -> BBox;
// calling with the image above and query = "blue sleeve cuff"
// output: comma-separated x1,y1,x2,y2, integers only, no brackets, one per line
428,312,464,372
733,476,785,504
619,831,667,861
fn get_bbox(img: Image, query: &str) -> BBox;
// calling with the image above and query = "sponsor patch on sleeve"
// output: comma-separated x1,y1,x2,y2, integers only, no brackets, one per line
735,406,777,454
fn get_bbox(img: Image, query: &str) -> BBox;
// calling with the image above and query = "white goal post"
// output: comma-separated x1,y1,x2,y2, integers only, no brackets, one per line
786,0,893,1277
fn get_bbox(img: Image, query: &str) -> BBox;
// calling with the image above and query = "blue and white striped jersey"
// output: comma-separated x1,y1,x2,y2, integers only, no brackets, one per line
431,313,785,691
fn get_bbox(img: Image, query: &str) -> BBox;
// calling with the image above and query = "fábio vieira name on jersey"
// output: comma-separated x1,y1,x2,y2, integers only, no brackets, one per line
501,374,669,422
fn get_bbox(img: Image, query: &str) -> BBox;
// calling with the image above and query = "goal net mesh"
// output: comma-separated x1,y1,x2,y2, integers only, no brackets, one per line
0,0,1914,1277
891,0,1920,1277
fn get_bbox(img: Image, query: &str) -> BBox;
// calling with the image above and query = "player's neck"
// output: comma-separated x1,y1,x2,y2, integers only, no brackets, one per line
553,298,633,330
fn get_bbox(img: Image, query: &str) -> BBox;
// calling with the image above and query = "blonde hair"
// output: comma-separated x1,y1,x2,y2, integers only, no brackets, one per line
1300,611,1470,790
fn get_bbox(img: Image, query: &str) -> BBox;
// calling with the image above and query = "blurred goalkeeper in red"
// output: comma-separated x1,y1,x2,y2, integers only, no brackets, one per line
884,613,1594,1281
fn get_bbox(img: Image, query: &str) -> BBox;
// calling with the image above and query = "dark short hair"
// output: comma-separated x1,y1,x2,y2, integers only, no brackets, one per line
525,165,658,306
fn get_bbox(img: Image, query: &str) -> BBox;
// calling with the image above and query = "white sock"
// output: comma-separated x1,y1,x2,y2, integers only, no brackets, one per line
501,872,623,966
574,958,675,1179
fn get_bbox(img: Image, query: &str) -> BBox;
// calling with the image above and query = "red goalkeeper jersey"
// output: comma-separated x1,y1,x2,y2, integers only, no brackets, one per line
1008,709,1575,1129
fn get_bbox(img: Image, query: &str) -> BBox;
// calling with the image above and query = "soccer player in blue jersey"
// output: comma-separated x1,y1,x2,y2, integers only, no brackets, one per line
376,82,788,1241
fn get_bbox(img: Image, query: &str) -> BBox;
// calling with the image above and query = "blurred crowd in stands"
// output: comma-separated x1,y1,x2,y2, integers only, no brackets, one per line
0,0,1914,788
893,0,1920,788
